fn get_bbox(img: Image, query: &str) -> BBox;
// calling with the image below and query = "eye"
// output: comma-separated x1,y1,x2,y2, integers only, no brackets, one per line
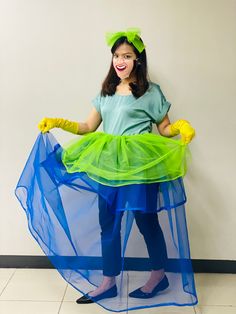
113,54,118,59
124,55,132,59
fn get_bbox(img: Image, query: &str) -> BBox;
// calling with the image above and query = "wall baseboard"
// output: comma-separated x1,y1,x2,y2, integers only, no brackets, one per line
0,256,236,273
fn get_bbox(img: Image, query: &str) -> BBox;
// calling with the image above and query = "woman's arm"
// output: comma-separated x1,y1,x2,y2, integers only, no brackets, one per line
156,114,196,144
38,107,102,135
156,114,172,137
77,107,102,134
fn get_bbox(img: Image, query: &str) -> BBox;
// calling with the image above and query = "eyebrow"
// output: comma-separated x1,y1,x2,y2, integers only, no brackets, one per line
113,52,134,56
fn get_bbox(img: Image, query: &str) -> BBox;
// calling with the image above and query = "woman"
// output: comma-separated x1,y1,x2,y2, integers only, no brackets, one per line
17,28,197,312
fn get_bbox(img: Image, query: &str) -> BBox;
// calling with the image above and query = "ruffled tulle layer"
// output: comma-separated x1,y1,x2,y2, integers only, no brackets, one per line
61,132,190,186
15,133,197,312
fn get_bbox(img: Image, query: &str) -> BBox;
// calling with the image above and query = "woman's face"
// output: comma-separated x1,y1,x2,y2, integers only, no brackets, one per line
112,43,137,80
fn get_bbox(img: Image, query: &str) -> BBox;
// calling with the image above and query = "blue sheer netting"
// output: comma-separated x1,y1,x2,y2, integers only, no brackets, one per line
15,133,197,312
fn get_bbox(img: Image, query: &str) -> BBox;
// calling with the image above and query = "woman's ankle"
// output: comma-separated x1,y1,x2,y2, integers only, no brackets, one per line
98,276,115,289
88,277,116,297
151,269,165,279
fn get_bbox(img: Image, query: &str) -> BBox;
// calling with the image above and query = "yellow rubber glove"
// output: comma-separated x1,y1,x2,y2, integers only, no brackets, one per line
38,117,79,134
169,119,195,144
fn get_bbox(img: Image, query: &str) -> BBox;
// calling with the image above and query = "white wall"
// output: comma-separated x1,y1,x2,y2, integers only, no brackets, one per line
0,0,236,260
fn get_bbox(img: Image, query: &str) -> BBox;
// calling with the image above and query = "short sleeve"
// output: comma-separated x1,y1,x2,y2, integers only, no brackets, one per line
146,83,171,124
92,93,102,114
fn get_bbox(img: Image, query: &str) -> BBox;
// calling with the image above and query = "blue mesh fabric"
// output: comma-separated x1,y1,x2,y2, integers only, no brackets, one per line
15,133,197,312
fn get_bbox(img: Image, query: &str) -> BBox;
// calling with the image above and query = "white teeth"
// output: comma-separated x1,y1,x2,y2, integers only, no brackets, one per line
116,65,126,70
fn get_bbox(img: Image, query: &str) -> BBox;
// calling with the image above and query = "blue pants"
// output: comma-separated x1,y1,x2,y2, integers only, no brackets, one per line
98,192,168,277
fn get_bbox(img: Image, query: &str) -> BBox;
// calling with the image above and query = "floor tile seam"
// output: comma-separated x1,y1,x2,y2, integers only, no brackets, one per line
198,303,236,306
0,269,17,297
0,299,61,302
126,272,130,314
58,283,69,314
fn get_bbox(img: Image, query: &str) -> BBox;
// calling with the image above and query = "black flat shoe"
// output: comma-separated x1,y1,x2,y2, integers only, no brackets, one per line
129,275,169,299
76,285,117,304
76,294,94,304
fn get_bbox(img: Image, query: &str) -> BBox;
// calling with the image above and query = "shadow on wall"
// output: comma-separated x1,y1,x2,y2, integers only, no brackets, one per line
184,142,228,259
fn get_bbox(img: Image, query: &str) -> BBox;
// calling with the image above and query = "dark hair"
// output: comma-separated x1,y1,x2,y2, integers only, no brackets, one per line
101,37,149,98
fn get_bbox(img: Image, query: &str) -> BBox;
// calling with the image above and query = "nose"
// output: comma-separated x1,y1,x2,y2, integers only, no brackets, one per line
114,56,126,63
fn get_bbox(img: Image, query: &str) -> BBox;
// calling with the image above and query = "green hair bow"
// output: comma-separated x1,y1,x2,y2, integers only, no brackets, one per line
105,28,145,53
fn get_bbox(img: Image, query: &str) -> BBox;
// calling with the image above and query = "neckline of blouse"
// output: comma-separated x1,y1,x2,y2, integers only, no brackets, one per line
114,82,153,97
114,93,133,97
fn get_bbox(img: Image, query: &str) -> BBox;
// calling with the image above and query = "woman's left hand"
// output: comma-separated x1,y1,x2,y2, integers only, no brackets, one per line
170,119,195,144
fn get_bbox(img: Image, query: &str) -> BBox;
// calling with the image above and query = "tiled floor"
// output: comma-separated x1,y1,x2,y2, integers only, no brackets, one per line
0,269,235,314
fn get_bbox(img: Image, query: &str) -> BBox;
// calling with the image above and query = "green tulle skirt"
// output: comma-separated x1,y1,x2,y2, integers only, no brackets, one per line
61,132,190,186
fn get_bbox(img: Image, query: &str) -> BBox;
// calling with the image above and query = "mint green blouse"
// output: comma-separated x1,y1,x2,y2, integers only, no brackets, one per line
92,82,171,135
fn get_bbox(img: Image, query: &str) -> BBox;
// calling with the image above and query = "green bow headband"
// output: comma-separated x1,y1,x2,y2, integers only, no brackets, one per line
105,28,145,53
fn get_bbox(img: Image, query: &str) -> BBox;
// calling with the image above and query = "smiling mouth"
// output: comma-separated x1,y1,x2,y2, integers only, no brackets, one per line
116,65,127,71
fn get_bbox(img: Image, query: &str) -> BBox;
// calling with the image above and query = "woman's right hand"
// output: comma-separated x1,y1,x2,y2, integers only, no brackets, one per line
38,117,57,133
38,117,79,134
38,108,102,135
